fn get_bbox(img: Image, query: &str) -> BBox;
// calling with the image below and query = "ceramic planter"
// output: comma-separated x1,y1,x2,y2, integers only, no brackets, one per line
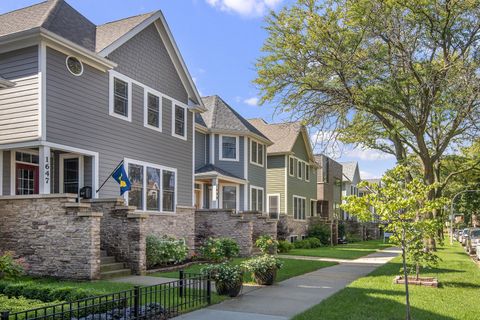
215,280,243,297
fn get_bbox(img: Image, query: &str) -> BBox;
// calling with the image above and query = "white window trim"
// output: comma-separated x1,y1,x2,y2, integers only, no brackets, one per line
59,153,84,193
11,149,40,196
219,135,239,162
219,183,240,212
288,156,295,177
65,56,84,77
250,185,264,212
249,139,264,167
267,193,281,217
109,70,132,122
124,158,178,214
172,104,187,140
194,181,204,209
293,195,307,221
143,88,162,132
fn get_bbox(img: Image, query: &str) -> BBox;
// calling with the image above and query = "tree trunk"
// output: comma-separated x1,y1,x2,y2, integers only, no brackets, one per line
415,263,420,281
401,231,411,320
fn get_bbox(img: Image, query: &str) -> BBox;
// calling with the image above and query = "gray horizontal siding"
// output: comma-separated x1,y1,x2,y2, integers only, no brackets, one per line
0,46,39,144
248,138,267,211
213,134,245,179
268,155,285,168
45,47,193,206
195,131,207,169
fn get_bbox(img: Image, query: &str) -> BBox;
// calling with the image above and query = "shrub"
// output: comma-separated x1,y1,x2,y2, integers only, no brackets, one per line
306,237,322,248
338,223,346,239
241,255,283,274
255,235,278,254
0,294,61,313
0,252,26,280
146,235,188,268
277,240,294,253
201,263,243,284
199,238,240,262
293,239,312,249
307,223,330,245
346,233,363,243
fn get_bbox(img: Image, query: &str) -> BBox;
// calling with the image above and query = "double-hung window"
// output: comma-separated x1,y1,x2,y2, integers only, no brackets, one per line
293,196,306,220
127,160,177,213
289,157,295,176
144,91,161,131
173,104,187,139
250,186,264,212
250,140,264,166
109,71,132,121
220,135,238,161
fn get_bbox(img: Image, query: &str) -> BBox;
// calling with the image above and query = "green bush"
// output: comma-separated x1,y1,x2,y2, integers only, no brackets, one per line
0,280,99,302
307,223,330,245
201,262,243,284
306,237,322,248
0,294,61,313
241,255,283,274
255,235,279,254
0,251,26,280
346,233,363,243
293,239,312,249
146,235,188,268
199,238,240,262
277,240,294,253
338,223,346,239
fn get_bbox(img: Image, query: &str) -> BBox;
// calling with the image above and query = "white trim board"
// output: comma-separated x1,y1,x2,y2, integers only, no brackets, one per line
219,134,239,162
59,153,84,193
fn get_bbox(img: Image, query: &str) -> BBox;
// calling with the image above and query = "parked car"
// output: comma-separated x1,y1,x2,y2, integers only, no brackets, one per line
459,228,469,245
465,229,480,254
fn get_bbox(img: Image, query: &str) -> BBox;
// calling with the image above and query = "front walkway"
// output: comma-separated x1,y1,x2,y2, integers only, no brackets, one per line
174,248,400,320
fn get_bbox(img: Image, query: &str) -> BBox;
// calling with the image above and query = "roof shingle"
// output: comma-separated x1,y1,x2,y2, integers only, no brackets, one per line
248,118,303,154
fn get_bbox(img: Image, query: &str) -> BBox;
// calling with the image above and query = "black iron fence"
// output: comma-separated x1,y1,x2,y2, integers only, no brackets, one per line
2,272,211,320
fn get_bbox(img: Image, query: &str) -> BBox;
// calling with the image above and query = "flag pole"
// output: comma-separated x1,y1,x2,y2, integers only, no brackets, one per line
96,160,124,194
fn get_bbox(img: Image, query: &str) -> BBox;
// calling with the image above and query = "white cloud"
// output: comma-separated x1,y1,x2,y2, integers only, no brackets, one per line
205,0,283,17
346,146,395,161
360,170,379,180
244,97,259,106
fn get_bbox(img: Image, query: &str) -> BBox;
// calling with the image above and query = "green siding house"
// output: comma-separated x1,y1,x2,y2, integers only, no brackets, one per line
249,119,318,237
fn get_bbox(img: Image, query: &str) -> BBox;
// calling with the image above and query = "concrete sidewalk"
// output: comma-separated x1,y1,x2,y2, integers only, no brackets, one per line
174,248,400,320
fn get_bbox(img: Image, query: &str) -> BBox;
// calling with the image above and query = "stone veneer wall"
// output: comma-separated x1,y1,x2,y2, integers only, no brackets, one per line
278,215,309,240
195,210,254,256
240,211,278,242
0,194,102,280
342,220,381,241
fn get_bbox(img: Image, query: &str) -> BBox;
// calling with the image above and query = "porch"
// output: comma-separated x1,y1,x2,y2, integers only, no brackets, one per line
0,142,98,198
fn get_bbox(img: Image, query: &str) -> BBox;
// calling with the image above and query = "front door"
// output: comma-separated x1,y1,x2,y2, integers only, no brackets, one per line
60,155,83,194
16,163,39,195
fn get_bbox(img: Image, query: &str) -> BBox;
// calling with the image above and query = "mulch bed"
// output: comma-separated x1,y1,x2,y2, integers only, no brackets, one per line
393,276,438,287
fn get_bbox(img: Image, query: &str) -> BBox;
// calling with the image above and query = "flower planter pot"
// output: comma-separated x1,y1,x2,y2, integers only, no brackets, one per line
393,276,438,288
215,281,243,297
253,268,277,285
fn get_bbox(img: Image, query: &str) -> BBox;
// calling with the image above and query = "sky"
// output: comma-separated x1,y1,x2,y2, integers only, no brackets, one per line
0,0,396,179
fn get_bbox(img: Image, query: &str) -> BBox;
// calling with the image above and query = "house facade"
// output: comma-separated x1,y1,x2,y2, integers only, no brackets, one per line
340,161,361,220
194,95,272,212
0,0,204,213
249,119,317,241
315,154,342,220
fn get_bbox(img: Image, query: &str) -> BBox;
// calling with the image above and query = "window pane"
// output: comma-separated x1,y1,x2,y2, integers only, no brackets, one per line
289,158,294,175
174,105,185,136
302,199,306,219
128,164,143,209
147,93,160,127
258,189,263,212
222,136,237,159
269,196,279,213
252,188,257,211
163,170,175,212
222,186,236,210
114,78,128,117
294,198,298,219
306,165,310,180
251,141,257,163
258,144,263,165
146,167,161,211
63,158,79,193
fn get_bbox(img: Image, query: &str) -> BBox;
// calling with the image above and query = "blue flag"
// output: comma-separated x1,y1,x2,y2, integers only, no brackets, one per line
112,163,131,195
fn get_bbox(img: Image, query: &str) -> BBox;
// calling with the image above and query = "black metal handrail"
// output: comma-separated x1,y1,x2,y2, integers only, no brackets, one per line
2,272,211,320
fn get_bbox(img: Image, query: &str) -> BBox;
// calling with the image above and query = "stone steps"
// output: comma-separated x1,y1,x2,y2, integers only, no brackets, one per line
99,251,131,279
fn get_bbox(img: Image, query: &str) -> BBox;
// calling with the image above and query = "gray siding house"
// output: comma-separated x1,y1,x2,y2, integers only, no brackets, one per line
315,154,343,220
340,161,361,220
194,95,272,212
0,0,204,213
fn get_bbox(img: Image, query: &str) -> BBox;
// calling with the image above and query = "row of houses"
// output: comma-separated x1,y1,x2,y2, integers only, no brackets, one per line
0,0,380,279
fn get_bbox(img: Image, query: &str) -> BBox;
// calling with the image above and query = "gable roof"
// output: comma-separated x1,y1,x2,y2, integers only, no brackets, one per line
0,0,204,108
197,96,271,144
340,161,359,182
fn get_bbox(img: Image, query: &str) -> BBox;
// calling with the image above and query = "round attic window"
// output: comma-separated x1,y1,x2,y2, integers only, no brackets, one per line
66,56,83,76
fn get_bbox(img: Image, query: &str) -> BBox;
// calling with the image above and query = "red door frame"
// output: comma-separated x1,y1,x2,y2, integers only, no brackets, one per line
15,163,39,194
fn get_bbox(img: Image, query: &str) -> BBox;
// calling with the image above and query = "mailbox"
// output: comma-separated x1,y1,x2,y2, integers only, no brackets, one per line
80,186,92,199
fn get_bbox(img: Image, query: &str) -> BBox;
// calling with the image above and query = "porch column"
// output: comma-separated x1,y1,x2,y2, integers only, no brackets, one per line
39,146,51,194
211,178,219,209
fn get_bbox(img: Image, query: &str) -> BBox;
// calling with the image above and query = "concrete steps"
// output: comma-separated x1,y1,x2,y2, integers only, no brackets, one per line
99,251,131,279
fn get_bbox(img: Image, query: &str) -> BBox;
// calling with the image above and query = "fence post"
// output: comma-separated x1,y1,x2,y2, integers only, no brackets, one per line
179,270,184,298
1,311,9,320
133,286,140,318
206,277,212,305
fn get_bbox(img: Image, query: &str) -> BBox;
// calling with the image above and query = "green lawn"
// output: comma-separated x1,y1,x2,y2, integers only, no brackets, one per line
293,241,480,320
151,257,337,283
284,240,391,260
